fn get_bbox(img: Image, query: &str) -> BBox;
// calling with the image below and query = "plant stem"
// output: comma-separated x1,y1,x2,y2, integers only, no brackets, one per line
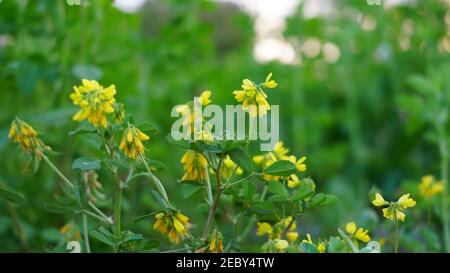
139,154,170,205
82,213,91,253
40,152,74,188
202,160,223,237
394,217,399,253
439,137,450,252
113,178,122,239
204,167,214,206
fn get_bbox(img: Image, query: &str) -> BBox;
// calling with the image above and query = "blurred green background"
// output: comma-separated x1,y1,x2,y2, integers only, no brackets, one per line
1,0,449,252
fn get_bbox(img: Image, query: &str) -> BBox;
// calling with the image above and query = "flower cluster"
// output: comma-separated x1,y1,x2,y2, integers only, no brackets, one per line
180,150,208,182
253,141,307,184
119,125,150,160
418,175,444,199
175,90,214,141
153,211,190,244
70,79,117,128
9,117,50,156
233,73,277,118
372,193,416,221
257,216,299,244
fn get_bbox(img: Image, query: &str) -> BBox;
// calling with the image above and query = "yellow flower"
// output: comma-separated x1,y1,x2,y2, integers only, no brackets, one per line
418,175,444,199
287,174,301,188
263,73,278,89
208,230,224,253
302,233,314,244
9,117,50,156
372,193,389,207
295,156,307,172
221,156,243,180
59,221,81,242
355,228,371,243
180,150,208,181
345,222,357,234
317,242,327,253
233,78,270,118
286,231,299,242
397,193,416,209
70,79,116,128
198,90,212,106
154,211,190,244
119,125,150,160
372,192,416,222
257,222,273,236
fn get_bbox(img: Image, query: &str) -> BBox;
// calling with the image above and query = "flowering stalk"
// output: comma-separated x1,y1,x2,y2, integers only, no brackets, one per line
202,160,223,237
139,154,170,206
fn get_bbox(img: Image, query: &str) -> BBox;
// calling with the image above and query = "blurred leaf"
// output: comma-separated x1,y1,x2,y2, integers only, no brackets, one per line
72,157,101,171
44,203,76,214
310,193,337,207
0,187,26,206
292,186,314,201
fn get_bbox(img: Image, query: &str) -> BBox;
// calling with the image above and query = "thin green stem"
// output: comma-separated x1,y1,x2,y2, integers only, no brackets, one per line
82,213,91,253
139,154,170,205
113,179,122,239
202,160,223,237
40,153,74,188
204,167,214,206
394,216,399,253
80,210,112,225
88,201,111,224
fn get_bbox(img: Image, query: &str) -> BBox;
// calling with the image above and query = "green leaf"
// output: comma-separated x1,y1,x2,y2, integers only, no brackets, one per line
299,242,318,253
69,123,96,136
44,203,76,214
133,212,159,224
147,159,167,172
220,140,246,152
263,160,296,176
227,148,253,172
181,183,202,199
310,193,337,207
0,188,26,206
165,134,191,150
327,236,347,253
90,228,115,248
266,181,287,197
150,190,170,209
117,231,145,246
72,157,101,172
138,123,158,135
252,201,278,213
142,239,160,250
292,186,314,201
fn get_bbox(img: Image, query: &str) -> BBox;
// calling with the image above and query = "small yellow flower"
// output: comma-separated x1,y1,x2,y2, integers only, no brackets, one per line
198,90,212,106
397,193,416,209
119,125,150,160
153,211,190,244
345,222,357,234
418,175,444,199
9,117,50,156
372,192,416,222
286,231,299,242
287,174,301,188
221,156,243,180
263,73,278,89
317,242,327,253
257,222,273,236
180,150,208,181
208,230,224,253
372,193,389,207
295,156,307,172
233,78,271,118
70,79,116,128
355,228,371,243
302,233,314,244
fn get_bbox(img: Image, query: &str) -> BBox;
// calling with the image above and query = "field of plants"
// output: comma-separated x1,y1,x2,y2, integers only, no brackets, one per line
1,0,450,253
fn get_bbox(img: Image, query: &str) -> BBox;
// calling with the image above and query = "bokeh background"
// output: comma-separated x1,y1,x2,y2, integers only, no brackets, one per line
1,0,449,252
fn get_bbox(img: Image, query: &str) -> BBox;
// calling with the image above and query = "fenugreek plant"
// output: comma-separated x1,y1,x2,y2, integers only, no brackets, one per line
7,75,391,253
